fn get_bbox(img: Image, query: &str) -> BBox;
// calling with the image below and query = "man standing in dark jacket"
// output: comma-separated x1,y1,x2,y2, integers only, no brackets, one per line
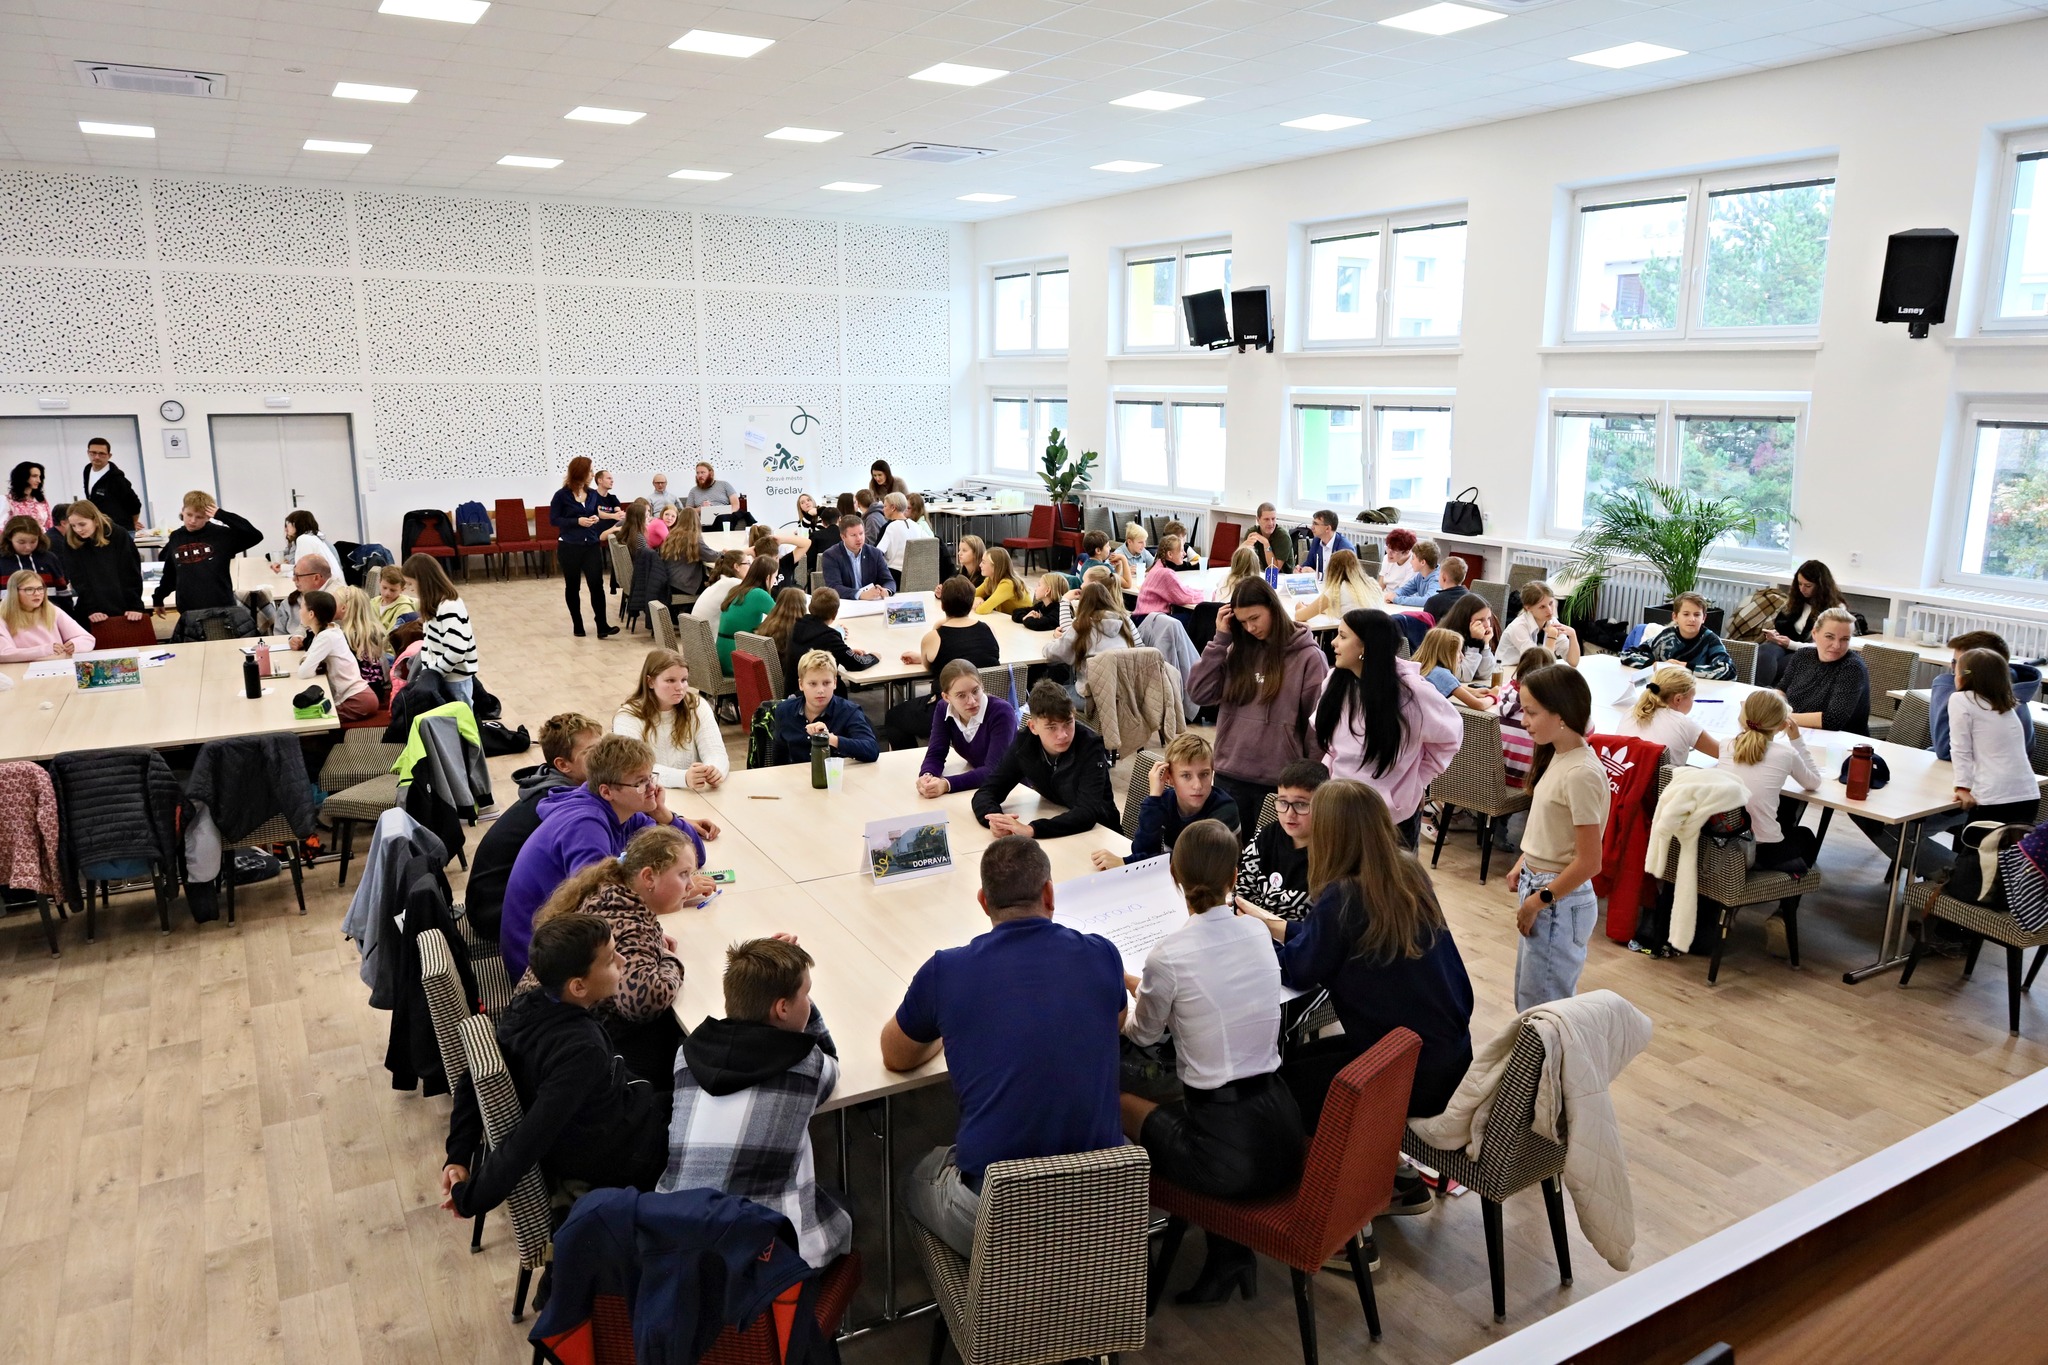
971,680,1120,839
152,491,264,615
81,436,144,530
464,713,601,939
441,915,673,1216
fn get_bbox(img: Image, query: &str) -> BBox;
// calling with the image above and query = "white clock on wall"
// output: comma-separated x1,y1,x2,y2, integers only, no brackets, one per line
159,399,184,423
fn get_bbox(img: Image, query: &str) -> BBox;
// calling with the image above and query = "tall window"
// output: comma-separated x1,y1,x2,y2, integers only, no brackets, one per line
1113,393,1226,492
1953,413,2048,593
1987,132,2048,331
1303,210,1466,347
1548,399,1803,556
1568,164,1836,341
991,263,1069,354
1123,240,1231,351
990,393,1067,474
1292,395,1454,514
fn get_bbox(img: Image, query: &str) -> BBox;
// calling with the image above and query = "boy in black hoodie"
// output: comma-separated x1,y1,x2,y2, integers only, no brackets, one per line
971,680,1121,839
440,915,672,1217
152,490,263,615
465,713,603,939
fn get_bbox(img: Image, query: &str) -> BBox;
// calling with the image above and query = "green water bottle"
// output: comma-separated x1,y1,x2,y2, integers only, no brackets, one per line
811,732,829,790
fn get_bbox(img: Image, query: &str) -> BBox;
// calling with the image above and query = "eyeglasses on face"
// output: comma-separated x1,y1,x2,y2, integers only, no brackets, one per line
1275,798,1312,815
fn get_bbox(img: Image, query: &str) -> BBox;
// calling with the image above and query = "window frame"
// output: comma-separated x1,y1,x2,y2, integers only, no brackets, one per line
1288,388,1457,516
987,389,1068,477
1982,130,2048,334
1109,387,1228,493
1299,207,1468,351
1943,400,2048,598
1542,395,1809,564
1120,238,1232,354
1563,160,1837,344
988,260,1070,356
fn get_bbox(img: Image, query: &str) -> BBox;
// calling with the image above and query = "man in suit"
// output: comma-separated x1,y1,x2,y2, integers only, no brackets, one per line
1300,508,1354,574
81,437,144,530
819,514,890,602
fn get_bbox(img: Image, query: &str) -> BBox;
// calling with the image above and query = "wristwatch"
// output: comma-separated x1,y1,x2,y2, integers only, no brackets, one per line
1538,888,1554,905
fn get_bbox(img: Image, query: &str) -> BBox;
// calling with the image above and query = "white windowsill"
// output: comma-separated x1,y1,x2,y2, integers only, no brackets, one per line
1945,333,2048,348
1109,350,1234,362
1538,339,1824,355
984,352,1070,362
1289,345,1464,359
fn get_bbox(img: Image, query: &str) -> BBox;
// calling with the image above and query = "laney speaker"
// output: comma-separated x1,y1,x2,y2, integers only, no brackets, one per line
1182,289,1230,348
1231,286,1274,352
1875,228,1959,338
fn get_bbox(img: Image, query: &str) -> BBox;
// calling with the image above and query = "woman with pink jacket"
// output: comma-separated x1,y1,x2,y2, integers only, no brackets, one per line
1314,609,1461,848
0,568,95,662
1186,578,1331,819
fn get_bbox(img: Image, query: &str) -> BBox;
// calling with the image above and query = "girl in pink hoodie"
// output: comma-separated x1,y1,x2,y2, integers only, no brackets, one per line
0,568,94,662
1314,609,1461,847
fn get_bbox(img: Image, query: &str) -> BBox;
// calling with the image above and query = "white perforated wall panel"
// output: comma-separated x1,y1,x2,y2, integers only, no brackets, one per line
701,214,837,287
845,383,953,475
703,290,839,377
163,272,357,375
356,191,533,275
539,203,693,280
845,294,951,379
0,170,146,260
0,265,159,374
551,383,703,472
154,179,350,268
365,277,540,375
370,383,547,481
545,284,698,376
843,222,950,291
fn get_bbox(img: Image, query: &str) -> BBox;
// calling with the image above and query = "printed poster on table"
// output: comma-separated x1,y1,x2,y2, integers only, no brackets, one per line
865,812,953,884
718,404,821,530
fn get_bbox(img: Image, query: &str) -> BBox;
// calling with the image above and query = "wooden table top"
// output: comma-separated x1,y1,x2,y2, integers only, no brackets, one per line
834,601,1050,685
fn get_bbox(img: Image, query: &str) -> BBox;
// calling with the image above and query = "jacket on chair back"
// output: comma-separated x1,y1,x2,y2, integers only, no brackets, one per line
49,748,186,907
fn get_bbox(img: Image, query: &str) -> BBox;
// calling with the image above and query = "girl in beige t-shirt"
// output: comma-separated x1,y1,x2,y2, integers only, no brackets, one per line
1506,664,1607,1011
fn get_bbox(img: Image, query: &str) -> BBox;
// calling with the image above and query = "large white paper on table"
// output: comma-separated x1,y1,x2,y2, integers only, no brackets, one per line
20,647,169,679
1051,856,1186,979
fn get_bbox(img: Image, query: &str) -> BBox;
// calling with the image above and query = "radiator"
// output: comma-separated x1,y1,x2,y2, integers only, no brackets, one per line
1495,550,1753,621
1902,604,2048,661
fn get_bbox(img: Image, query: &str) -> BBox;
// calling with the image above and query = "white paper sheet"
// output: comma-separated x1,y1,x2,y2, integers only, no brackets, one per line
21,647,171,679
1051,856,1187,979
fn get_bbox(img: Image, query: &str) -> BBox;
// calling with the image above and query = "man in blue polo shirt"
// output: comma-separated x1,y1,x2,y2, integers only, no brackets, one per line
880,836,1126,1256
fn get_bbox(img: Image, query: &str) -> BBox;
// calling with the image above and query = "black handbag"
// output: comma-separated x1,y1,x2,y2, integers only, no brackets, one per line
1441,486,1484,537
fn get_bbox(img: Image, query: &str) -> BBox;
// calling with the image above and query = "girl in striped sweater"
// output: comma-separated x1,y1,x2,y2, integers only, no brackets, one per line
404,553,479,702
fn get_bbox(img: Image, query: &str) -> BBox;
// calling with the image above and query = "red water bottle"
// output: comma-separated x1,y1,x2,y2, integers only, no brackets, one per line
1846,744,1873,802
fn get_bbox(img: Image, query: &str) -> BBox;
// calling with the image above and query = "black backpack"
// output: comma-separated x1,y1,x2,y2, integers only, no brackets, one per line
479,720,530,757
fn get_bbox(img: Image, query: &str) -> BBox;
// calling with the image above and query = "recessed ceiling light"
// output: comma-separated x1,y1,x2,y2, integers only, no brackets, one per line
958,192,1014,203
1570,41,1687,68
566,106,643,124
1111,90,1202,111
498,155,561,168
1093,160,1160,173
822,181,879,192
767,126,841,142
1379,3,1504,35
1282,114,1369,131
304,138,371,154
911,62,1007,87
333,81,416,103
79,121,154,138
668,168,731,181
377,0,488,23
670,29,775,57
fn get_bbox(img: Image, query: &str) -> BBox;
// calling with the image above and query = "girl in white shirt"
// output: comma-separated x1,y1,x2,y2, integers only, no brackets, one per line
1123,819,1304,1306
295,589,377,720
403,553,478,702
614,647,729,790
1612,664,1720,763
1948,647,2041,828
1716,689,1822,874
691,551,746,624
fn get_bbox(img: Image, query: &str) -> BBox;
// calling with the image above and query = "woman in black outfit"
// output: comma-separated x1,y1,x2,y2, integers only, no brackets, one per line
549,456,615,638
55,500,146,622
1755,558,1842,687
880,574,1000,748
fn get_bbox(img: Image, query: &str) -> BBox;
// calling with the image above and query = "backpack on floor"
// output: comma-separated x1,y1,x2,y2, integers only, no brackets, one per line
455,500,493,546
479,720,530,757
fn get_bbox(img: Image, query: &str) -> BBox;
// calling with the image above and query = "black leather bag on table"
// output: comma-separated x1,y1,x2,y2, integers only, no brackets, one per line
1441,486,1485,537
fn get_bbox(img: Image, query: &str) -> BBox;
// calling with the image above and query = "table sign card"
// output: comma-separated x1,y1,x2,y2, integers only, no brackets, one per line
1279,573,1318,599
865,812,953,884
75,656,143,691
884,599,929,629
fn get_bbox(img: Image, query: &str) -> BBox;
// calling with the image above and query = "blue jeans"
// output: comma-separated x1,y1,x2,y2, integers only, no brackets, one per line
906,1145,980,1258
445,675,475,704
1515,866,1597,1011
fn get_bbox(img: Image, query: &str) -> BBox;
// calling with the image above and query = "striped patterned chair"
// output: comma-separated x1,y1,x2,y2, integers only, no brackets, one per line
898,535,942,595
1401,1024,1574,1323
1859,642,1918,739
674,613,737,712
457,1013,555,1320
1427,707,1533,884
420,928,493,1253
912,1146,1151,1365
647,599,678,652
1648,766,1822,983
1119,751,1162,839
1722,637,1758,685
977,664,1026,712
1887,691,1933,751
1469,578,1510,624
1902,878,2048,1035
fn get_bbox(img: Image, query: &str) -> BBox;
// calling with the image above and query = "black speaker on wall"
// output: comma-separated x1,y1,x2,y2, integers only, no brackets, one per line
1182,289,1230,348
1231,286,1275,352
1875,228,1959,339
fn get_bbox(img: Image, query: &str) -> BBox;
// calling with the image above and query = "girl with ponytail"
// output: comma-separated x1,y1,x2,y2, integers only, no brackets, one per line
1715,689,1823,875
1611,663,1720,762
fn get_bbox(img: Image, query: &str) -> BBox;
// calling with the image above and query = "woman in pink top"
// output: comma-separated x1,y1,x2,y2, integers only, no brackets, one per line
1313,609,1460,847
0,568,94,662
1135,533,1206,616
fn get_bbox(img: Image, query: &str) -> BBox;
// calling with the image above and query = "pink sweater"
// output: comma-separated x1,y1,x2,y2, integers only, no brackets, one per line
1136,561,1203,615
0,609,95,663
1186,626,1330,786
1318,659,1462,821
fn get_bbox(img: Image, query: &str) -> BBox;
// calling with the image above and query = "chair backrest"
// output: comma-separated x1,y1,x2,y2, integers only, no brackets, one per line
1256,791,1277,831
90,615,159,649
1722,637,1758,685
608,538,633,593
732,651,773,722
535,508,560,545
1428,707,1516,813
674,614,735,698
1507,563,1547,594
1858,644,1916,714
1088,504,1118,539
456,1013,555,1270
647,600,678,652
966,1145,1151,1362
899,536,942,594
1469,578,1509,622
1357,542,1380,576
1291,1028,1422,1257
1085,647,1179,756
1469,1024,1570,1186
493,499,530,540
1026,504,1055,540
1055,502,1084,534
1206,520,1241,567
1910,656,1945,689
978,664,1022,711
1888,690,1932,750
418,927,472,1092
734,630,785,697
1120,750,1161,838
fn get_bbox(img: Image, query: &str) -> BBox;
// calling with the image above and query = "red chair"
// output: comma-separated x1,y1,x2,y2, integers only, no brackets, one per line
341,707,391,733
1207,519,1243,567
412,519,461,578
1002,505,1056,573
534,506,560,573
576,1253,861,1364
455,511,500,581
492,498,544,577
88,616,160,648
1051,501,1086,565
1149,1029,1422,1363
732,651,773,735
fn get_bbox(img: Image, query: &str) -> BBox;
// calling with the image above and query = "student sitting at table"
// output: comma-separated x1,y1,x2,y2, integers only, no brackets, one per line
783,587,878,696
1217,546,1262,602
857,488,886,544
972,547,1030,615
293,589,377,720
749,522,806,593
772,649,881,766
499,735,713,981
1294,547,1380,623
1093,730,1240,869
441,916,673,1219
1233,759,1325,922
1945,647,2043,832
1244,502,1297,572
1412,627,1494,711
1135,534,1204,617
334,586,390,700
881,576,999,747
971,679,1121,840
691,550,746,624
373,564,419,631
917,659,1021,797
151,491,264,618
1422,552,1470,623
1045,581,1137,709
1108,522,1153,590
1013,572,1068,632
1317,609,1460,846
1159,520,1201,568
1618,592,1735,681
1506,665,1606,1011
405,553,479,702
0,568,93,662
663,935,851,1268
754,587,807,676
1062,564,1123,631
1612,663,1721,763
1377,527,1417,589
1301,509,1354,575
1125,818,1305,1306
882,836,1127,1256
952,534,986,587
54,501,145,625
1778,606,1869,734
615,648,728,791
717,555,778,675
1497,579,1580,668
658,514,716,605
1070,530,1117,585
467,713,603,939
1388,539,1443,608
1439,593,1500,685
1932,631,2039,758
514,823,694,1086
1718,689,1823,893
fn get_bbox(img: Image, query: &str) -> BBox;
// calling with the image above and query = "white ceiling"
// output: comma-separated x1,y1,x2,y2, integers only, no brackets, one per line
4,0,2045,223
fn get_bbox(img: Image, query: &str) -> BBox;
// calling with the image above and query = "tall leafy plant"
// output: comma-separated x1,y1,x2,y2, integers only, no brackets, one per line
1038,426,1097,505
1563,479,1759,618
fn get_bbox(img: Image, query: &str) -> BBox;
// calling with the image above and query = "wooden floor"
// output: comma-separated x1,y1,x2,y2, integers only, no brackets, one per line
3,570,2044,1364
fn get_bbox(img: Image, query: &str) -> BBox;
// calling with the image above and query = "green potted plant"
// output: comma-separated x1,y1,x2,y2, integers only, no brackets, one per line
1563,480,1760,632
1038,426,1097,506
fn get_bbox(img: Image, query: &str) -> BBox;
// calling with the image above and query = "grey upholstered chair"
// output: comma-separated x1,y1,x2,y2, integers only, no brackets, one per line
457,1013,555,1320
1426,707,1532,883
1858,642,1917,739
1648,766,1822,982
734,629,785,698
898,536,942,594
1723,637,1758,685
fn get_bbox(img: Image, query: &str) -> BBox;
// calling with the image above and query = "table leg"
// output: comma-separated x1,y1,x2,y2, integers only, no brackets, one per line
1843,817,1924,984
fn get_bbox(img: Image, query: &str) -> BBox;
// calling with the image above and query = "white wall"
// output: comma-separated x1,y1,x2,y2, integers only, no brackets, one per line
970,18,2048,605
0,169,971,551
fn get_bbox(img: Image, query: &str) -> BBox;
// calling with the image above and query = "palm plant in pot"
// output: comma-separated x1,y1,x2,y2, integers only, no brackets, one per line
1563,480,1760,632
1038,426,1097,506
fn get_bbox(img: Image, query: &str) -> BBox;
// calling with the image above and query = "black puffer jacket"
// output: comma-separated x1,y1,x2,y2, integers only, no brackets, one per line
49,748,186,907
185,735,317,844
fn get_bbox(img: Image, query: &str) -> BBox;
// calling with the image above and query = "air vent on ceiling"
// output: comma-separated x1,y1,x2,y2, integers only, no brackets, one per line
75,61,228,98
872,142,997,165
1460,0,1571,9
